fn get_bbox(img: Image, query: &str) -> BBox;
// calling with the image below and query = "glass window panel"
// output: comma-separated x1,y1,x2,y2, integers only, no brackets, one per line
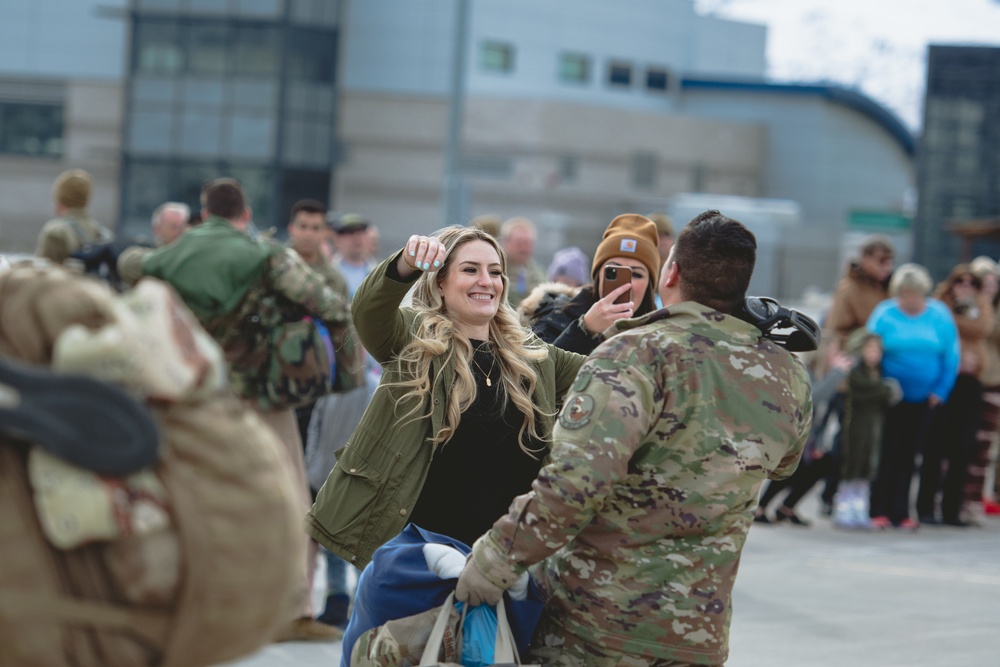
180,78,225,109
133,77,177,105
179,111,223,156
234,24,280,76
231,80,278,111
235,0,282,16
558,53,590,84
287,28,337,83
134,20,183,74
0,102,63,157
123,161,172,226
170,162,219,214
281,118,307,164
608,62,632,87
227,164,274,226
646,68,669,92
281,119,331,166
129,110,173,153
138,0,181,12
278,168,331,230
187,0,229,14
299,122,330,166
227,113,275,158
285,82,332,119
480,41,515,73
187,24,229,75
290,0,339,26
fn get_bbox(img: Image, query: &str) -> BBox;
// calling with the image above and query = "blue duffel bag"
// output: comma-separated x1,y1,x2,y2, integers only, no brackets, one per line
340,524,543,667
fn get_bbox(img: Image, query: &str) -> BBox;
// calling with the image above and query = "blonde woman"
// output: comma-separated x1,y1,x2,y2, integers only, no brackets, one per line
306,226,585,564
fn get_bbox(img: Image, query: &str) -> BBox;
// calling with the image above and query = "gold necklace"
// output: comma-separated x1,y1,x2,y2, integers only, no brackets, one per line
471,345,497,387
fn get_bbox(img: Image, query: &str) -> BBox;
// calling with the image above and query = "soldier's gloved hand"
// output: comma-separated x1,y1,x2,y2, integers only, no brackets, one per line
455,558,505,607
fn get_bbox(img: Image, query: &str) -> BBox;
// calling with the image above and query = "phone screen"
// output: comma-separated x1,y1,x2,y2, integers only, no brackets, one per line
603,265,633,304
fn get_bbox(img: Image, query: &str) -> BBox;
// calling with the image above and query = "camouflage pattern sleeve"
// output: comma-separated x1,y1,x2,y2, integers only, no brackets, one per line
266,247,350,327
768,353,812,480
471,353,657,585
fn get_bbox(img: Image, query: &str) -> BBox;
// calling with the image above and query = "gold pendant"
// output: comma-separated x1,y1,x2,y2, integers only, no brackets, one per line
486,377,492,387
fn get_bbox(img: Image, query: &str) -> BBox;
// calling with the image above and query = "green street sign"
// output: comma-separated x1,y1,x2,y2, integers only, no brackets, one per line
848,210,911,230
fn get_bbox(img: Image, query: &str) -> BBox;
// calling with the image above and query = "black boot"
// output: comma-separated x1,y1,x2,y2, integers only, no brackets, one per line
317,593,350,628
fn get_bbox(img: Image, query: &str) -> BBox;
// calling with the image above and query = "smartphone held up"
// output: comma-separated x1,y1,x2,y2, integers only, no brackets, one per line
602,265,633,304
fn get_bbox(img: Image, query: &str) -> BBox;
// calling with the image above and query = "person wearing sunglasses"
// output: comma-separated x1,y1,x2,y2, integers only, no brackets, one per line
916,264,993,527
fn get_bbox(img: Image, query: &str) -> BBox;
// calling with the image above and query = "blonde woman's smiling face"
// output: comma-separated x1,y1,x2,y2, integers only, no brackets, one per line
438,240,504,339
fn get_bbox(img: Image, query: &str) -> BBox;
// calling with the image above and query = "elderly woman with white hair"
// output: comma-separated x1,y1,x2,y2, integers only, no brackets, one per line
865,263,961,529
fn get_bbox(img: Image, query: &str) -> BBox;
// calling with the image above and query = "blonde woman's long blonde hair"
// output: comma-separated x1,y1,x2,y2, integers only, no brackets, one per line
386,226,550,456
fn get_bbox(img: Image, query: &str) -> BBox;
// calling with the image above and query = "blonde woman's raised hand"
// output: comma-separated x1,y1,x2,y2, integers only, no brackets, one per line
397,235,447,278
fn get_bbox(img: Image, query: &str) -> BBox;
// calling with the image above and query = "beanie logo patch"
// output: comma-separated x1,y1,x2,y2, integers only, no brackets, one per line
619,239,637,253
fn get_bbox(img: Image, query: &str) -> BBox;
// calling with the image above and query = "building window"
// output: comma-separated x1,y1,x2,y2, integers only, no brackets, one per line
134,20,184,74
558,53,590,84
646,67,669,92
287,27,338,83
480,40,515,73
608,61,632,88
0,102,63,157
632,152,657,189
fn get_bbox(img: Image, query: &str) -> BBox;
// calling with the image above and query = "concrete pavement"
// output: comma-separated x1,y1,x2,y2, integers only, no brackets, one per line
216,493,1000,667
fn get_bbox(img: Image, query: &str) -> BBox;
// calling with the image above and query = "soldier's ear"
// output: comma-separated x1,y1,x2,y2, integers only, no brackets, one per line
662,261,680,289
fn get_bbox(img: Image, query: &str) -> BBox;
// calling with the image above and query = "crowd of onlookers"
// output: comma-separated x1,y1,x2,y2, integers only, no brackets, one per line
22,168,1000,537
755,236,1000,530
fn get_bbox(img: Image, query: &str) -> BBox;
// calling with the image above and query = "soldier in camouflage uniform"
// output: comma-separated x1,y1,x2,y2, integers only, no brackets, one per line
456,210,813,666
141,178,350,643
35,169,114,265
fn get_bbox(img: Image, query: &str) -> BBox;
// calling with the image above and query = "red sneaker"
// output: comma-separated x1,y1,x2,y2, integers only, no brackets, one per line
870,516,892,529
898,518,919,531
982,499,1000,516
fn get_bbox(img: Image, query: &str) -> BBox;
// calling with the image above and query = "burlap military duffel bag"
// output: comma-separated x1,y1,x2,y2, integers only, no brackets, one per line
0,264,306,667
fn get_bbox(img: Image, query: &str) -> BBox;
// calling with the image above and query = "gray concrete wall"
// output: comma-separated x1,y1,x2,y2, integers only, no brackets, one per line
332,91,766,267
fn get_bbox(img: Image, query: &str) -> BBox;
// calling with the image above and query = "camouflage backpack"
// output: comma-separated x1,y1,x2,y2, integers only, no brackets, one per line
215,282,334,411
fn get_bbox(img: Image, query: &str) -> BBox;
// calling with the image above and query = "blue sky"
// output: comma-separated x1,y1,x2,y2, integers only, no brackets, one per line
696,0,1000,130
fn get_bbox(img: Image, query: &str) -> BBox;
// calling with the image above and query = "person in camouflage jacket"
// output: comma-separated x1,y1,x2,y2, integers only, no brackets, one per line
457,210,813,667
141,177,349,642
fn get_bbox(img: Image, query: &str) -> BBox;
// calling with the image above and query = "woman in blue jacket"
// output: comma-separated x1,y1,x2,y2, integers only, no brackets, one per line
866,263,960,529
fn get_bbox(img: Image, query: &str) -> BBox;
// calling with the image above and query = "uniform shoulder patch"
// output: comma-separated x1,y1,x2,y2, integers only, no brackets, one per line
560,394,596,430
572,368,593,392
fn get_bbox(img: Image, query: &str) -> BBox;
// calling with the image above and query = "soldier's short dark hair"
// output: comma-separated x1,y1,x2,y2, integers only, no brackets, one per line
201,178,246,221
291,199,326,220
672,210,757,314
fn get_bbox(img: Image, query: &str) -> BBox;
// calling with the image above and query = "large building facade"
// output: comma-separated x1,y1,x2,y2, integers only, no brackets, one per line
121,0,341,236
334,0,914,295
0,0,916,299
914,44,1000,279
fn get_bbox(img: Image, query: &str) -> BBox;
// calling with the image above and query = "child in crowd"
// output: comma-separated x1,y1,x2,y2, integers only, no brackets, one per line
834,329,901,528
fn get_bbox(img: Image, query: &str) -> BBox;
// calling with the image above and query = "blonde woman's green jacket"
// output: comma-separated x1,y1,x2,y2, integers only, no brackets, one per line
304,253,586,568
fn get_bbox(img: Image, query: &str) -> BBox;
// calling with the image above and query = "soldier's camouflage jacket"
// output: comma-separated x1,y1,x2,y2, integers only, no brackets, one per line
142,216,351,407
471,301,813,665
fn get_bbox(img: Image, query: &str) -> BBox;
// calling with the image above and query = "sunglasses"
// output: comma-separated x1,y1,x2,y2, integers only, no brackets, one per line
954,277,979,287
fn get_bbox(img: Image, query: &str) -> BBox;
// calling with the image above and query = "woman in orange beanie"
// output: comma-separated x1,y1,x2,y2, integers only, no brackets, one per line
520,213,661,354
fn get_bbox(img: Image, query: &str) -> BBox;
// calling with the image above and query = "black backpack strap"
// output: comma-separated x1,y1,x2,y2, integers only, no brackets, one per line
0,359,159,475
